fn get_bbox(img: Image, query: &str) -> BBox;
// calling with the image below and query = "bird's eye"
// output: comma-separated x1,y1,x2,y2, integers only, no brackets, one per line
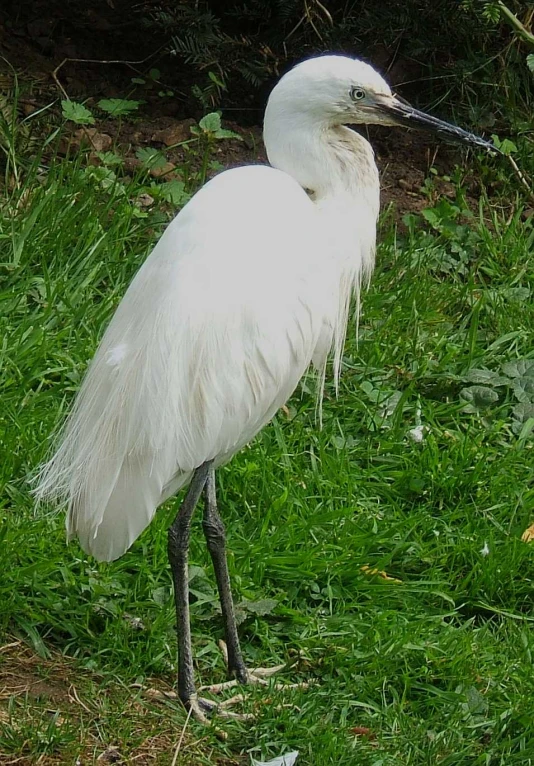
350,87,366,101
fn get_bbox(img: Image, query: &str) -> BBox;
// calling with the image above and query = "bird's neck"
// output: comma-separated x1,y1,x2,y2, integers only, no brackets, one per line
265,119,379,283
264,119,380,384
264,121,380,213
265,120,379,273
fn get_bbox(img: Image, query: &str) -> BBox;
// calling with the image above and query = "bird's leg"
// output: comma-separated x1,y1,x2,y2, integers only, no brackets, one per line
202,468,248,683
167,463,308,725
200,471,303,699
167,461,213,721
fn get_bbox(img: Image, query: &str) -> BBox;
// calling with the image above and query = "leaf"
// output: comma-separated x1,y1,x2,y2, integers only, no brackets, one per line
460,386,499,412
527,54,534,73
461,685,489,717
521,523,534,543
360,380,377,399
464,368,509,386
241,598,278,616
421,207,440,228
512,377,534,403
135,147,167,170
516,417,534,441
251,752,298,766
208,70,226,88
487,286,531,303
151,586,171,605
199,112,222,133
82,165,119,191
512,402,534,423
378,390,402,418
512,403,534,434
98,98,142,116
61,100,95,125
502,359,534,379
491,135,518,156
96,151,124,167
214,128,242,140
158,180,189,205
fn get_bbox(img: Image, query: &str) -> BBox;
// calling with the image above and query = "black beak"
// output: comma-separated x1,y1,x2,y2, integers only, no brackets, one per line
377,95,500,154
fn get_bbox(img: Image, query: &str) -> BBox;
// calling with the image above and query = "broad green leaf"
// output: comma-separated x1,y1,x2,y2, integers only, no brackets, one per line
199,112,222,133
487,286,531,304
158,180,189,205
491,135,517,156
241,598,278,616
187,565,208,583
512,377,534,403
135,146,167,170
461,685,489,717
512,402,534,434
464,368,509,386
517,417,534,441
96,151,123,167
61,100,95,125
214,127,242,140
208,70,226,88
502,359,534,379
151,586,171,605
460,386,499,412
98,98,142,116
527,53,534,73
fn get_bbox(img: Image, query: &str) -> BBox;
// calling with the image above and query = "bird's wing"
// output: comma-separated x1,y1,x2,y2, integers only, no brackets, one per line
35,166,336,561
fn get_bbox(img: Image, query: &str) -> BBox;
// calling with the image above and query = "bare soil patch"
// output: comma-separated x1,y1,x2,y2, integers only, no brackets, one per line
0,639,244,765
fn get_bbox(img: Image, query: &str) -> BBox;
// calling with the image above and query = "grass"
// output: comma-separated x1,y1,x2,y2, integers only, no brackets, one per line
1,123,534,765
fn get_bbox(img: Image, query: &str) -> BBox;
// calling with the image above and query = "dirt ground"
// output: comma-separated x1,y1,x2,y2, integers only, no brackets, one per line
0,638,245,765
0,0,481,218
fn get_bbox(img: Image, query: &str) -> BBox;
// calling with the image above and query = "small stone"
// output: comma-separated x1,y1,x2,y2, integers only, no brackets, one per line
72,128,112,152
149,161,176,178
151,119,195,146
136,193,154,209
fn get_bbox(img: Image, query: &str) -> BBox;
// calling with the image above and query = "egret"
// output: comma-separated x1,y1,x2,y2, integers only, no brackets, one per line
35,55,495,723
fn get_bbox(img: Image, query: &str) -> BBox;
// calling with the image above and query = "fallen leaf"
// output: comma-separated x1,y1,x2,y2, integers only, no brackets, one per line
521,523,534,543
351,726,376,739
361,565,402,584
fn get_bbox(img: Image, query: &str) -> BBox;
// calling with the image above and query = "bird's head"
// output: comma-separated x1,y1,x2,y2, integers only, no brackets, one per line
268,55,497,153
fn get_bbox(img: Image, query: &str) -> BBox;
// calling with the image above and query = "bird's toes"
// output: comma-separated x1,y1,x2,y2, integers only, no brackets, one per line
197,695,254,721
248,663,287,680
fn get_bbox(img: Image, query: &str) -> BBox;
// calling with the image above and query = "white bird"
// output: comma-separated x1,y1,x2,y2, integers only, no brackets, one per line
35,55,494,722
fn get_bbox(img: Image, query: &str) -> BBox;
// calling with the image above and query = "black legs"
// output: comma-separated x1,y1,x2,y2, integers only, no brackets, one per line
167,461,213,705
167,462,248,710
202,468,248,683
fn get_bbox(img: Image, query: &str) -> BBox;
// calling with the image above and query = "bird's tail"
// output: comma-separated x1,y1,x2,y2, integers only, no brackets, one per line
32,348,182,562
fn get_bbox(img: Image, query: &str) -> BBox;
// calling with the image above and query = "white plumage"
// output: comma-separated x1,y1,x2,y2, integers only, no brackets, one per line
34,55,493,566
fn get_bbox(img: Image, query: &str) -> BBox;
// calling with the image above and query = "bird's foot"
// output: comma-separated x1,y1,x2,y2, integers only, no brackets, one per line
187,692,255,725
136,643,309,729
197,664,302,694
196,640,310,703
